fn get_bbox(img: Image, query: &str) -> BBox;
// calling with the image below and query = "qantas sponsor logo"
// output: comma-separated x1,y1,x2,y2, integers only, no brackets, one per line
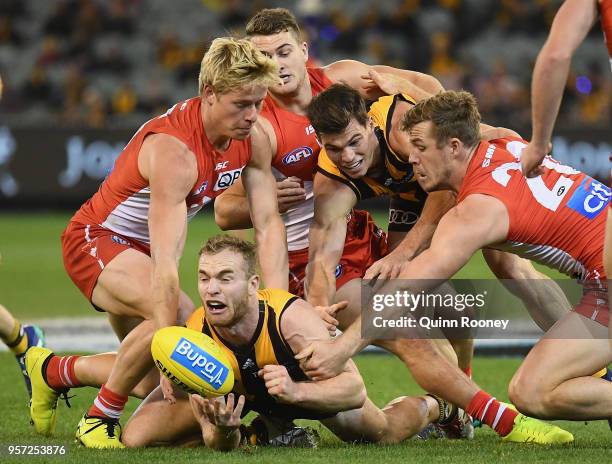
282,147,313,165
213,167,243,191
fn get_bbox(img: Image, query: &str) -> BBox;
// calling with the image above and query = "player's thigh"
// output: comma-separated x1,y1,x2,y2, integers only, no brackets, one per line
321,397,387,443
335,278,363,330
512,311,611,394
93,250,196,322
91,248,156,319
123,387,200,447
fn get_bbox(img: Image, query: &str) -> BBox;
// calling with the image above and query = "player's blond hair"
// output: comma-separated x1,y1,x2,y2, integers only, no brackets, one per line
198,37,279,96
199,234,257,278
401,90,481,148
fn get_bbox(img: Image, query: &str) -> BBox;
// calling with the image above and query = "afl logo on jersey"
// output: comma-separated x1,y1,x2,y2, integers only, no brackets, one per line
194,181,208,195
282,147,313,165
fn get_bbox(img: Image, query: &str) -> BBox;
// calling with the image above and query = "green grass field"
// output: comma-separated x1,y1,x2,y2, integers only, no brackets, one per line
0,354,609,463
0,212,600,463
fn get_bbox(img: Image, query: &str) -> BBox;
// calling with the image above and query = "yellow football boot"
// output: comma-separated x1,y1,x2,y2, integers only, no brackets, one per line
25,347,67,436
75,414,125,449
502,413,574,444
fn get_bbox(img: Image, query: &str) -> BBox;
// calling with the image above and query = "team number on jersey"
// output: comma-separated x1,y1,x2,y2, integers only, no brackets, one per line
491,141,578,212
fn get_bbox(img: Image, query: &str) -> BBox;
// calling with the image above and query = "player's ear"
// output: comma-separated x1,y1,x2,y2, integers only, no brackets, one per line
202,84,217,105
248,274,259,294
449,137,462,157
301,41,309,62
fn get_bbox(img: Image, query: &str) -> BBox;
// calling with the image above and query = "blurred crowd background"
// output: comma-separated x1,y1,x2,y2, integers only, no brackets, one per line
0,0,610,131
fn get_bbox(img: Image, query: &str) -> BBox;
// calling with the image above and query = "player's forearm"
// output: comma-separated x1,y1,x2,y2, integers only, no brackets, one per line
390,222,437,258
255,216,288,289
530,49,571,149
294,372,366,412
304,261,336,306
373,66,444,97
214,194,253,230
151,264,180,328
201,422,241,452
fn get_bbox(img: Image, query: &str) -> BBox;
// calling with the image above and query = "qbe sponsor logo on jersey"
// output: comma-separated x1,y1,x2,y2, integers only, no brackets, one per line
566,177,611,219
170,337,229,388
213,167,243,192
282,147,313,165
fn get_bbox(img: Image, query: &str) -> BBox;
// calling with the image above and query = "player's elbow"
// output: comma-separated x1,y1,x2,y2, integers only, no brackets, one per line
345,374,367,410
540,44,572,67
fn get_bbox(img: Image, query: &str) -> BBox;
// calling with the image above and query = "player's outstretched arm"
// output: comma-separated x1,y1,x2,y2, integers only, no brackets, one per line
300,194,509,380
522,0,598,176
243,124,289,289
325,60,444,101
142,134,197,328
482,249,571,331
305,174,357,306
365,190,456,280
270,298,366,412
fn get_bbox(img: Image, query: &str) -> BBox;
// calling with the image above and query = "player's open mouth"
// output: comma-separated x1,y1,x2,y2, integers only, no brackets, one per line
280,74,291,84
344,160,362,170
206,301,227,313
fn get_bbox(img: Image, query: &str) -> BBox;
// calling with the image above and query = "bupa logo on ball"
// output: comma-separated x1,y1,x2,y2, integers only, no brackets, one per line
282,147,313,165
170,338,229,388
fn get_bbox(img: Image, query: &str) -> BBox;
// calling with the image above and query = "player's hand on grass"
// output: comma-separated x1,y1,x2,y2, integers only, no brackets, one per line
364,252,410,280
160,373,177,404
190,393,245,430
277,176,306,213
295,339,349,381
520,141,552,178
259,365,300,403
313,301,348,336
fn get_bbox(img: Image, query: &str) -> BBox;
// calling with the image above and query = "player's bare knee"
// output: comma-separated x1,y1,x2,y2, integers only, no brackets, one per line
121,424,149,448
508,374,546,418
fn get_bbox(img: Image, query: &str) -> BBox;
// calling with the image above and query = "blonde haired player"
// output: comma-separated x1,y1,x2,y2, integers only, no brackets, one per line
26,37,288,448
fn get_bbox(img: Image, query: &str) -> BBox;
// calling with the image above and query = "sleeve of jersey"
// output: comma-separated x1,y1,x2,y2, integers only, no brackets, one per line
316,148,362,200
185,307,205,331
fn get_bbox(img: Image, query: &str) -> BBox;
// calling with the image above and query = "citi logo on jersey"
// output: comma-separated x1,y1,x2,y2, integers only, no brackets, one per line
170,338,229,388
566,177,611,219
282,147,313,165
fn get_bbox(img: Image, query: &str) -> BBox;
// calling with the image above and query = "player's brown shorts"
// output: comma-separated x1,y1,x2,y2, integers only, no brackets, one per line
573,282,609,326
287,209,388,297
61,221,150,305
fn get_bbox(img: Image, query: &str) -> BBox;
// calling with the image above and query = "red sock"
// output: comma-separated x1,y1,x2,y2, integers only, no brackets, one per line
461,366,473,378
45,355,82,390
466,390,517,437
88,384,128,420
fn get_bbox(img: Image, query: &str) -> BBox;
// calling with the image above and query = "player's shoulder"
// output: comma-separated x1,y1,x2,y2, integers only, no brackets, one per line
258,288,299,313
185,306,205,331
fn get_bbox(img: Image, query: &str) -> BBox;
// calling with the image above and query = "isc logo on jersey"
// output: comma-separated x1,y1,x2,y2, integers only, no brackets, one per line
567,177,611,219
282,147,313,165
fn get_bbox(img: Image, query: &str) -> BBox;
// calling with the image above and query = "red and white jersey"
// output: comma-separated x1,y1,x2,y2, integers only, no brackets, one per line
261,68,332,251
601,0,612,71
71,97,251,245
457,138,610,281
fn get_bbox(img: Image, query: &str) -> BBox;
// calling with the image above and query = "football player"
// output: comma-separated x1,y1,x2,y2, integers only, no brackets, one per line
300,89,612,425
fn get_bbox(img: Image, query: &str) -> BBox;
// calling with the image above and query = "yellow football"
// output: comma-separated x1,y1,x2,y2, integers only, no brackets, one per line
151,326,234,397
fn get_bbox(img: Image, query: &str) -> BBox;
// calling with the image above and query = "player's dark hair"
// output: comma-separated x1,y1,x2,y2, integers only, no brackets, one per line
199,234,257,277
401,90,481,148
307,84,369,137
246,8,301,42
